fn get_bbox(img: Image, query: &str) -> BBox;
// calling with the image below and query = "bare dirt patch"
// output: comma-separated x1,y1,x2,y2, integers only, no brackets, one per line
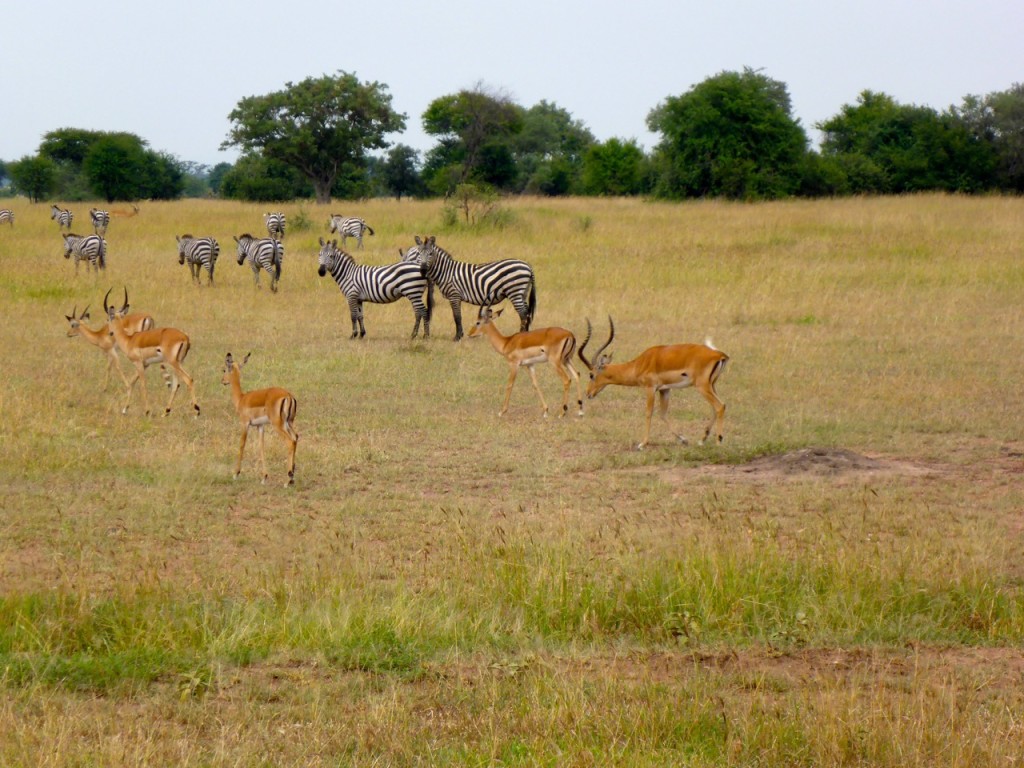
705,447,939,483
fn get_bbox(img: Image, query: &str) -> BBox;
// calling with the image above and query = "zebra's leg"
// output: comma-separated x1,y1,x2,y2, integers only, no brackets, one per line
450,298,464,341
513,296,530,332
269,265,279,293
207,265,215,287
356,302,366,338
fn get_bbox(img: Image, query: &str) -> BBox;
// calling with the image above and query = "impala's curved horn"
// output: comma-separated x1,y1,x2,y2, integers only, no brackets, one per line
121,286,129,313
103,288,113,316
593,315,615,362
81,304,90,319
578,318,594,370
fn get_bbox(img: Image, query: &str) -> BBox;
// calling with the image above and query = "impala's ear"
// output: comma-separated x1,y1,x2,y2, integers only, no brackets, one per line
242,352,252,366
494,308,504,318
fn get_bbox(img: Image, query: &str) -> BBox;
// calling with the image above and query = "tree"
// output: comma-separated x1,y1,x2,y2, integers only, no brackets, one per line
422,85,524,192
222,72,406,204
984,83,1024,191
514,101,595,195
83,133,151,202
219,154,312,202
647,68,809,199
380,144,423,200
7,155,57,202
581,138,648,196
39,128,105,166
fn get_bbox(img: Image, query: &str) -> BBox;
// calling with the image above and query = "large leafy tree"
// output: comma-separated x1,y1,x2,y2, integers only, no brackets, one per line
422,85,524,192
513,101,595,195
647,68,809,200
380,144,423,200
7,155,57,202
967,83,1024,192
581,138,649,196
222,72,406,204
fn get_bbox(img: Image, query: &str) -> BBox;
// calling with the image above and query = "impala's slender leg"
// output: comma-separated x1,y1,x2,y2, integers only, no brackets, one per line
235,426,248,479
122,362,151,415
275,417,298,486
500,364,522,417
658,389,689,444
553,359,583,417
524,364,549,418
695,380,726,445
639,386,657,450
257,426,269,483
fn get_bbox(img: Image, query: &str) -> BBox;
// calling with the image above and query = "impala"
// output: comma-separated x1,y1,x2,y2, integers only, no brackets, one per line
222,352,298,486
468,306,584,418
65,304,155,389
104,288,200,417
578,317,729,450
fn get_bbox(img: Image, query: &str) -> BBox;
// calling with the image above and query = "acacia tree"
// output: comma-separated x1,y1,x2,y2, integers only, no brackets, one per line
8,155,56,202
222,72,406,204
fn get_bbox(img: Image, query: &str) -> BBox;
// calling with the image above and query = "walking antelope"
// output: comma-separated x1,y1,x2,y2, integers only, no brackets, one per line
176,235,219,286
221,352,298,486
0,209,13,227
63,233,106,273
89,208,110,235
411,235,536,341
578,317,729,450
109,204,139,218
468,306,584,418
51,205,73,231
264,212,286,240
328,215,374,249
234,234,282,292
65,305,155,389
317,238,432,339
104,288,200,417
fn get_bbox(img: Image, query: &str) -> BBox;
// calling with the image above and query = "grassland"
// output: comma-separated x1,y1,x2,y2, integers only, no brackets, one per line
0,194,1022,766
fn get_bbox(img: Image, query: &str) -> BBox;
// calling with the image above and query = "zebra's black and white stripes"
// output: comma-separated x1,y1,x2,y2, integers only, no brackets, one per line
51,205,73,231
62,233,106,273
328,215,374,250
90,208,111,235
264,212,286,240
410,235,536,340
177,234,220,286
317,238,432,339
0,209,13,227
234,234,282,292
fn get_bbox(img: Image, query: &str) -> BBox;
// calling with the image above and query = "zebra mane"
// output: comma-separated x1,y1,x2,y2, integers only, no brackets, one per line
180,233,193,239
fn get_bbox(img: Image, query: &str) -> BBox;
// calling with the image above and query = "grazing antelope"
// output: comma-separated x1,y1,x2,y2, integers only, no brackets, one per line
578,317,729,450
109,204,140,218
65,304,155,389
221,352,298,486
468,306,584,418
104,288,200,417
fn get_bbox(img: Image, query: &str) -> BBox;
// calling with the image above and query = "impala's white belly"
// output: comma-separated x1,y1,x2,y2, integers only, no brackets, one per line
657,372,693,391
519,351,547,367
248,415,271,427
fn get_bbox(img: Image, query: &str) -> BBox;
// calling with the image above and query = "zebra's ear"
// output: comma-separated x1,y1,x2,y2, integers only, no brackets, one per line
414,235,423,246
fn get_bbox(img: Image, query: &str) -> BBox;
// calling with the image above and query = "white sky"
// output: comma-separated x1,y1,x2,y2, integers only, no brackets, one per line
3,0,1021,167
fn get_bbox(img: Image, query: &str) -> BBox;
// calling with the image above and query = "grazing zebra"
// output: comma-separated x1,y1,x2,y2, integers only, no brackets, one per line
328,215,374,249
411,235,536,341
62,233,106,273
0,209,13,227
176,234,220,286
264,212,285,240
89,208,111,235
317,237,432,339
51,205,73,231
234,233,282,292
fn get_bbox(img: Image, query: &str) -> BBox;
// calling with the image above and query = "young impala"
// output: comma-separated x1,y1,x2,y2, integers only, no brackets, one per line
467,306,585,418
65,304,155,389
578,317,729,450
104,288,200,417
221,352,298,486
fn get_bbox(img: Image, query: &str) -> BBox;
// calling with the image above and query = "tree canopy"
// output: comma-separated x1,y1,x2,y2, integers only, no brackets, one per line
222,72,406,204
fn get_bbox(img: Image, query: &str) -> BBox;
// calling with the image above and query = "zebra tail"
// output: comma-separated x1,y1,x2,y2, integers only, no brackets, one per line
366,225,375,236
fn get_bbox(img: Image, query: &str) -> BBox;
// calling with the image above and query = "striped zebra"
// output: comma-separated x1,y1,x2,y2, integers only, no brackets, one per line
62,233,106,273
234,233,282,292
317,237,432,339
51,205,73,231
411,235,536,341
328,215,374,249
89,208,111,235
264,212,286,240
177,234,220,286
0,209,13,227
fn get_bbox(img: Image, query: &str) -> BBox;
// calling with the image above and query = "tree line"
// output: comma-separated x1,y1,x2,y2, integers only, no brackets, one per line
3,69,1022,204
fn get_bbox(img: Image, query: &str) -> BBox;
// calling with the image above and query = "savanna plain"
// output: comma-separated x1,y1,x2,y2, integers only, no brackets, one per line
0,194,1022,766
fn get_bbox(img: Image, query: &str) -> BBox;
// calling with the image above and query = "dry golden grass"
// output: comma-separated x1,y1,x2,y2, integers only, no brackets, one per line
0,194,1022,766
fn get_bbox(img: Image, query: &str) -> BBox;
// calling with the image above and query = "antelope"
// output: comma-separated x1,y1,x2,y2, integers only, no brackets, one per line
467,306,584,418
221,352,298,486
578,317,729,450
65,304,155,390
110,204,140,218
104,288,200,417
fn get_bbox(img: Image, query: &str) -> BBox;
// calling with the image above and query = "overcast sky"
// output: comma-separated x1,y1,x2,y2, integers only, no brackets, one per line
4,0,1021,167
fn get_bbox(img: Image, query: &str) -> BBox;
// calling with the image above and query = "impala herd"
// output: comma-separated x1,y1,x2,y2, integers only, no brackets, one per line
28,204,732,486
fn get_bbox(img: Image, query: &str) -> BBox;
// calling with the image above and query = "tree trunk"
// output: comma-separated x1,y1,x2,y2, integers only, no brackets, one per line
313,178,333,205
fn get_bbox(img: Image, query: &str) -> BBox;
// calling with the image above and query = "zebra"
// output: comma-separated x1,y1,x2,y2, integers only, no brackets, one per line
0,209,13,227
317,237,432,339
62,233,106,273
234,233,282,292
328,215,374,249
410,235,536,341
264,212,286,240
89,208,111,235
51,205,73,231
177,234,220,286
